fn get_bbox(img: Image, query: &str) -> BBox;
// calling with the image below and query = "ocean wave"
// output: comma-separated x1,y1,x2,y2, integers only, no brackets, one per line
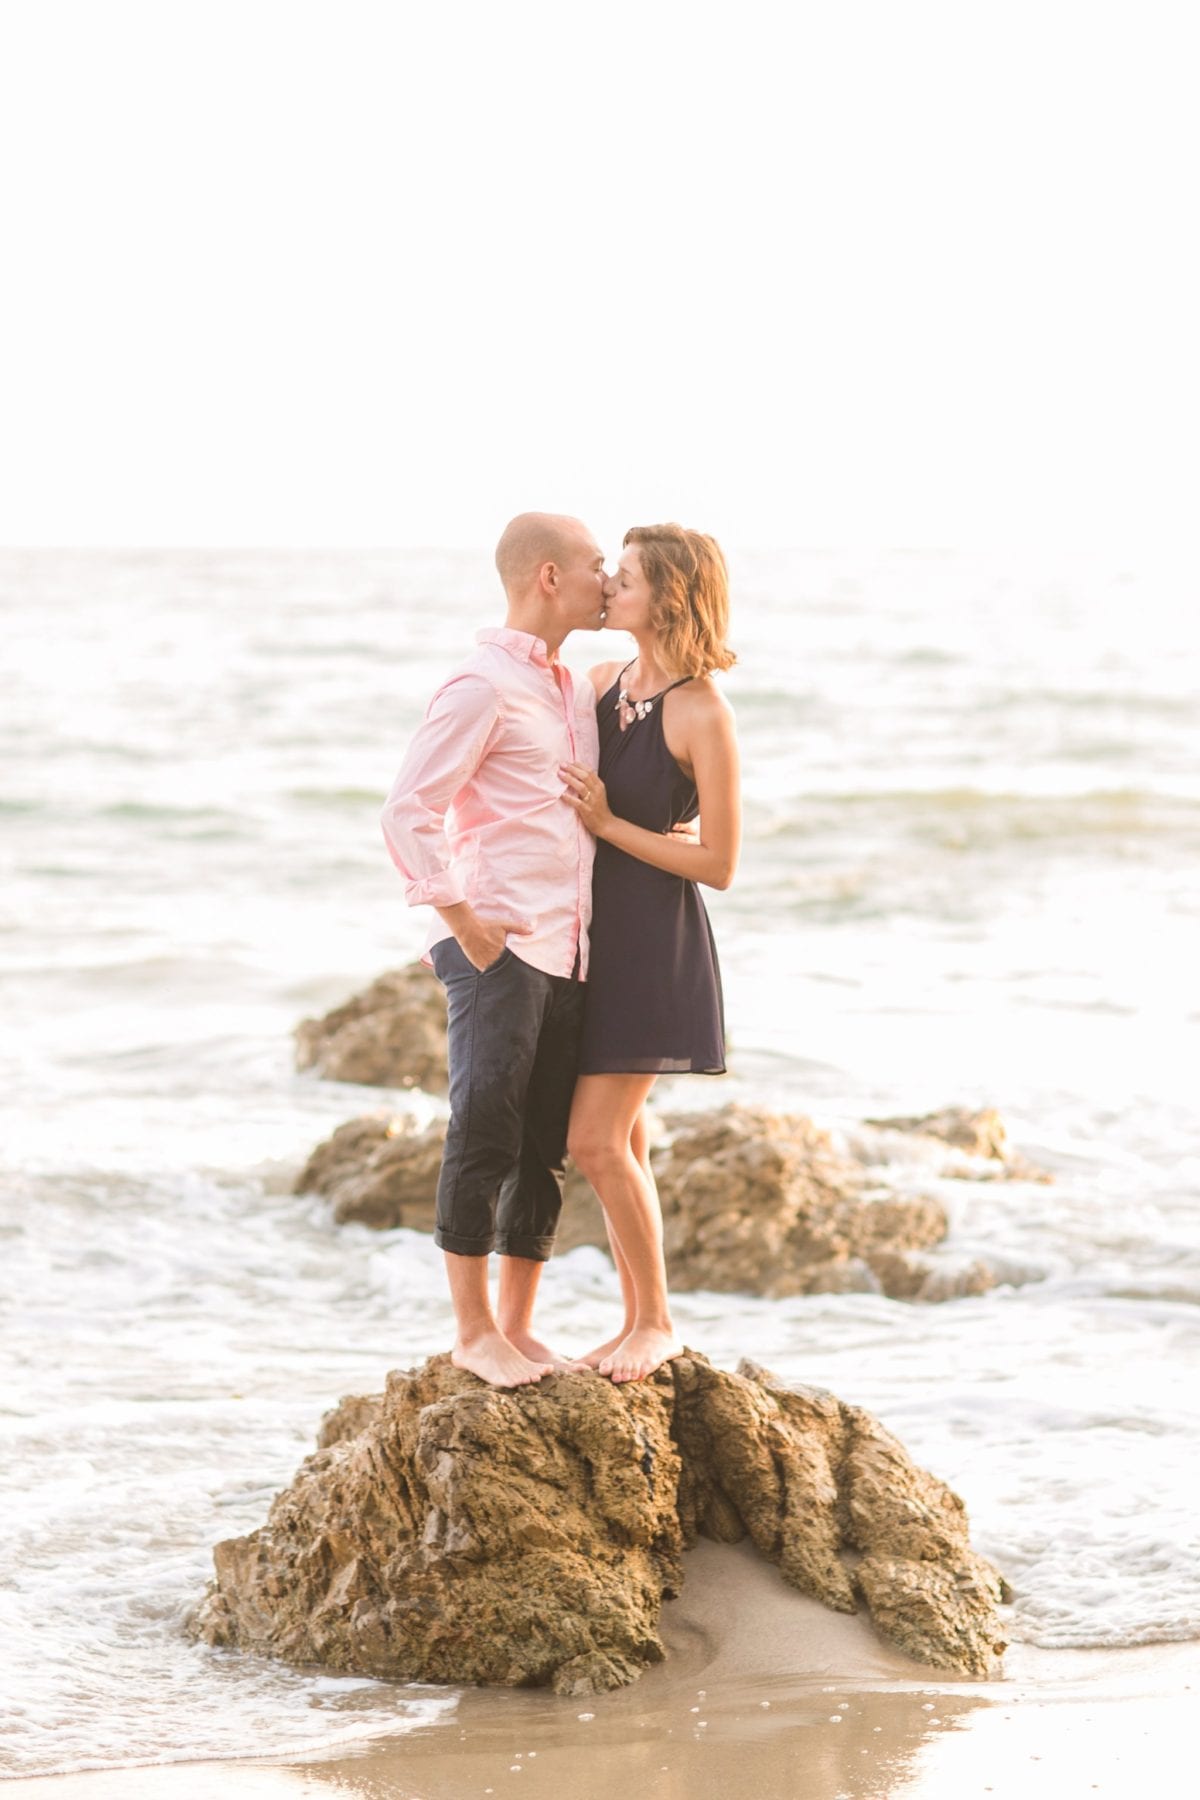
286,785,389,810
95,801,248,824
745,787,1200,845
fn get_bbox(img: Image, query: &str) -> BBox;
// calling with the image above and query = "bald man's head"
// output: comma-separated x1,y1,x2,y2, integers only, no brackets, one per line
495,512,594,597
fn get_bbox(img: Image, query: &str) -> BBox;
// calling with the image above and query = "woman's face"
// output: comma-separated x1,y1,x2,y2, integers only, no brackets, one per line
605,545,654,634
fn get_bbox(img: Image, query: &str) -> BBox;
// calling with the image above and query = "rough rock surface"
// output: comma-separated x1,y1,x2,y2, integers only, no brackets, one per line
299,1103,998,1300
865,1107,1053,1182
295,966,447,1093
296,1114,442,1230
648,1107,949,1298
191,1353,1007,1690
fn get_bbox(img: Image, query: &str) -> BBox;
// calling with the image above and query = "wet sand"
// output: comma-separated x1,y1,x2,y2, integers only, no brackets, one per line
8,1542,1197,1799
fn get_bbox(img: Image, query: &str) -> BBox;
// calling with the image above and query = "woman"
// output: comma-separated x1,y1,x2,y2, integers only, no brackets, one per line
561,523,740,1383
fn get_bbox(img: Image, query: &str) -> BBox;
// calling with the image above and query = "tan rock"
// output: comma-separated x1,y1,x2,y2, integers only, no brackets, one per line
295,1114,443,1230
297,1102,1030,1301
865,1107,1053,1182
651,1106,948,1298
296,1116,392,1196
190,1353,1007,1690
194,1356,680,1693
295,966,447,1093
316,1393,383,1449
864,1248,1000,1303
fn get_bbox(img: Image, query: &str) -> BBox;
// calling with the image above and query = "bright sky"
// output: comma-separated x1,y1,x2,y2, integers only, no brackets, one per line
1,0,1196,549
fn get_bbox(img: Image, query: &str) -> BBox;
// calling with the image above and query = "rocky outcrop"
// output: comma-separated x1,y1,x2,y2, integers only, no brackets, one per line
296,1114,442,1230
647,1107,948,1298
316,1393,384,1449
865,1107,1053,1182
190,1353,1007,1691
295,966,447,1093
298,1102,1015,1301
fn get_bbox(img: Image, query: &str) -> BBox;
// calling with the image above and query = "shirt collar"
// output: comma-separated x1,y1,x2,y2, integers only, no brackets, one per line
477,626,556,668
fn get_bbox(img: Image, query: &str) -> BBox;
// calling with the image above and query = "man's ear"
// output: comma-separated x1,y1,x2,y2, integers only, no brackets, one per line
539,560,559,597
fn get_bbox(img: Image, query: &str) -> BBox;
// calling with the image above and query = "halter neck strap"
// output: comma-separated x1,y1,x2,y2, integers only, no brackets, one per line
617,658,693,702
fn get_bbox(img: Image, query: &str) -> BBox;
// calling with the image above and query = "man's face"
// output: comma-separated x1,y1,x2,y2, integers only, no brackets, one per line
556,528,614,633
601,545,653,634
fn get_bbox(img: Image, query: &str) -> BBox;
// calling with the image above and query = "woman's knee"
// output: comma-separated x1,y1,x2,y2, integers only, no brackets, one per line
567,1124,627,1182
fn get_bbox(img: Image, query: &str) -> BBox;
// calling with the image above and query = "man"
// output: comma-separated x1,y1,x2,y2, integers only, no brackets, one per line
381,513,610,1388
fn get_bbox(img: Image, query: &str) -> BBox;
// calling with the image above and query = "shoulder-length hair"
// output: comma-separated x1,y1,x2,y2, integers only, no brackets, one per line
624,524,736,679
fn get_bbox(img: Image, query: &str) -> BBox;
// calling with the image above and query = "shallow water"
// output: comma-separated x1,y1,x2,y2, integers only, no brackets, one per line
2,549,1198,1776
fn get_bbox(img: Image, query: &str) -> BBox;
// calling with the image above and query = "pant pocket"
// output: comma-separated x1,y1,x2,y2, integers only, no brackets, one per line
431,937,512,981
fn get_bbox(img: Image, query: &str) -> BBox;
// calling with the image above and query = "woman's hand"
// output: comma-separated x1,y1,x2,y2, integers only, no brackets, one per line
560,762,614,835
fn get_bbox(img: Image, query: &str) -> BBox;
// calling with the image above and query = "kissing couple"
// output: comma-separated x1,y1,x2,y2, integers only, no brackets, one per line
382,513,740,1387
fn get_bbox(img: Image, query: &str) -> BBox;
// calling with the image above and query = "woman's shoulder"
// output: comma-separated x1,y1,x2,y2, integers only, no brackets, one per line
671,672,735,722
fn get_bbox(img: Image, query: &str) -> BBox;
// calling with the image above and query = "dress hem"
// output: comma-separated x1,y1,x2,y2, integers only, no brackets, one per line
576,1063,726,1077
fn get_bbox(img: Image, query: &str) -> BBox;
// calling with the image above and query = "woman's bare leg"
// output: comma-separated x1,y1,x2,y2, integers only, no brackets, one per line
578,1106,654,1365
568,1073,682,1382
579,1226,636,1368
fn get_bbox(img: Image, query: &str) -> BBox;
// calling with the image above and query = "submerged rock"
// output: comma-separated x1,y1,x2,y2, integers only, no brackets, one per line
299,1102,1008,1300
865,1107,1053,1182
190,1353,1007,1690
862,1247,1001,1304
295,965,447,1093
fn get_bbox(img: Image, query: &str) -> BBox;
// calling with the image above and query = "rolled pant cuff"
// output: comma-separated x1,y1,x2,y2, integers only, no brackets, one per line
435,1227,495,1257
494,1232,558,1264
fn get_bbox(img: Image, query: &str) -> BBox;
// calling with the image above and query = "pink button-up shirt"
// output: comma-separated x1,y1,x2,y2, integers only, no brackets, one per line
381,627,599,979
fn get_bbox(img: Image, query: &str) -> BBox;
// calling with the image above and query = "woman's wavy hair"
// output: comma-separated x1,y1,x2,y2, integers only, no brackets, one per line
623,524,736,679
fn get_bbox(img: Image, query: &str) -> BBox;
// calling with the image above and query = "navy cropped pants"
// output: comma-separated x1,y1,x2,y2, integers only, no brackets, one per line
430,938,585,1262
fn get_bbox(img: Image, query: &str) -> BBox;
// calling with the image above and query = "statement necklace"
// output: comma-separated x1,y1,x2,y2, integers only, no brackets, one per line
616,661,672,729
617,685,659,724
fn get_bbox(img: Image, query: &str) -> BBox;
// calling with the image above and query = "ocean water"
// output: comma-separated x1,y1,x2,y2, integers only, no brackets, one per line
1,548,1198,1777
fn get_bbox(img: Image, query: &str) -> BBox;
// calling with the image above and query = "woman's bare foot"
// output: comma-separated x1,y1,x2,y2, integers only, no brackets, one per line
580,1328,636,1370
451,1328,552,1388
600,1327,684,1384
502,1329,591,1373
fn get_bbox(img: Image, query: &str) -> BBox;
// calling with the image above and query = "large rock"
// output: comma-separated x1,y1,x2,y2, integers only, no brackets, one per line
298,1102,1005,1301
295,965,447,1092
190,1353,1007,1691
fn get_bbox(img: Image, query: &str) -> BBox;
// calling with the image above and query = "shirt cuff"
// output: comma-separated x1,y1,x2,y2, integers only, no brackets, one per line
404,872,469,908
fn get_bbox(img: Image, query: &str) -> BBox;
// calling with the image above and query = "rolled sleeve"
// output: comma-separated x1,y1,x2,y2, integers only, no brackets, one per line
381,674,502,907
400,866,470,908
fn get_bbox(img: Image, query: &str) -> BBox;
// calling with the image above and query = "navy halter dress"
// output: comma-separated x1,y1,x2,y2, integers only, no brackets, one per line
577,670,726,1076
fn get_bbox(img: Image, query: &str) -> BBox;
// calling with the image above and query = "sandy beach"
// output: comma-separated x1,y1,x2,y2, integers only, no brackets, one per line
7,1542,1196,1800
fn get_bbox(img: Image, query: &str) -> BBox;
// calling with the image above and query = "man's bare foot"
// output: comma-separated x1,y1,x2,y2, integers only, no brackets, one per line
599,1327,684,1384
501,1328,591,1373
451,1329,552,1388
580,1328,636,1370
